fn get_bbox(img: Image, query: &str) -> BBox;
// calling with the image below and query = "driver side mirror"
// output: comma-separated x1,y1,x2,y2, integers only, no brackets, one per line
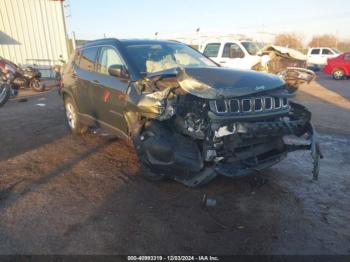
108,64,129,79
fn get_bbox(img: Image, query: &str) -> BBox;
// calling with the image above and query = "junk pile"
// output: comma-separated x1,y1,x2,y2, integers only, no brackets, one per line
252,45,316,94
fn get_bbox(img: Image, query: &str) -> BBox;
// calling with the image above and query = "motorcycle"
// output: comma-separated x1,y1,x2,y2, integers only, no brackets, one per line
0,72,18,108
0,56,45,93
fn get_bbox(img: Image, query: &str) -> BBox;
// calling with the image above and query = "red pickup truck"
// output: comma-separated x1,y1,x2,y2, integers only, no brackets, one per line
323,52,350,80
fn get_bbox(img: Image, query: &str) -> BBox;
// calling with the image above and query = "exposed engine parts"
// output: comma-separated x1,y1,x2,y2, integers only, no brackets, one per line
125,67,322,187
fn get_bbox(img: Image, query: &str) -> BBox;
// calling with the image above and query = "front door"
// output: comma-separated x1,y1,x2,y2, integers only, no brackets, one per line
308,48,322,65
94,46,129,135
321,48,337,64
219,42,248,69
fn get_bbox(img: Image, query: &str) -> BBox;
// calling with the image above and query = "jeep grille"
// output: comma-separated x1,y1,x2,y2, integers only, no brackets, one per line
213,96,289,114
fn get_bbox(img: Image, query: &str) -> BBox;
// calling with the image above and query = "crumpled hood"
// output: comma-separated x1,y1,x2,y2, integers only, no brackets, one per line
148,67,286,99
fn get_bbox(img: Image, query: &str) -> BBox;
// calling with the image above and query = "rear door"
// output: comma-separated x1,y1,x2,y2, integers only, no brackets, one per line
307,48,321,65
75,46,99,115
94,45,129,134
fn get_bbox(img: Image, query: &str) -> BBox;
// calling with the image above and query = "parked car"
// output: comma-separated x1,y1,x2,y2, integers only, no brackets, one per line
323,52,350,80
307,47,341,68
200,40,261,70
60,38,322,187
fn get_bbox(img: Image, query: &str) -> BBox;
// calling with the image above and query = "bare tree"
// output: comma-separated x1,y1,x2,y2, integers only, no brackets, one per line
274,33,303,49
308,34,338,47
337,40,350,52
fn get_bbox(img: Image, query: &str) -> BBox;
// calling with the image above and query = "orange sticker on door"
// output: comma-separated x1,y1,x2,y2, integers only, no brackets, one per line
103,90,110,102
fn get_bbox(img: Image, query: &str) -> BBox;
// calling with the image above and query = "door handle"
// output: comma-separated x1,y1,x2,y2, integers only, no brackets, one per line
92,80,100,85
220,61,227,63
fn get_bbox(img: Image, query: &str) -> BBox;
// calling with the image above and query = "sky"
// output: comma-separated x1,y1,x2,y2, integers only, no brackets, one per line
65,0,350,43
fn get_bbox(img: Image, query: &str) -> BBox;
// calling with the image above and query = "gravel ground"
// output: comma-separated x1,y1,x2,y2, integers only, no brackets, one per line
0,74,349,255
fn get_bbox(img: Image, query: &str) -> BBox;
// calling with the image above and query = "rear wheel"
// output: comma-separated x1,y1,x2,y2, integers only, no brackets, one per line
64,97,87,135
0,84,11,108
332,69,345,80
30,78,45,92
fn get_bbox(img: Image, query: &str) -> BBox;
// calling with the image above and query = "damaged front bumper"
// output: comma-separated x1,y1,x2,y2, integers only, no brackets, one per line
135,101,323,187
127,67,322,187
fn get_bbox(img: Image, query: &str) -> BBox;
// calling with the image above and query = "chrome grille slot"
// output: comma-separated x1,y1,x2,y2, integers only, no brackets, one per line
282,97,288,107
254,98,263,111
215,99,228,113
274,97,281,109
242,99,252,112
264,97,272,110
229,99,240,113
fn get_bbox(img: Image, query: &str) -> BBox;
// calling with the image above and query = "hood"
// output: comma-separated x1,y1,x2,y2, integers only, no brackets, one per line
158,67,285,99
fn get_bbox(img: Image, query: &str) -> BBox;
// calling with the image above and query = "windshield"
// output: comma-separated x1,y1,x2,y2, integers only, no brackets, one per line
123,42,217,74
241,41,260,55
332,48,341,54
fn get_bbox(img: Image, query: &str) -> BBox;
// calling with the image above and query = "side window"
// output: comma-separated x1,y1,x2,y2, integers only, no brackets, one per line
203,43,220,57
79,47,99,71
322,49,333,55
344,54,350,61
97,46,124,75
311,49,320,55
222,43,244,58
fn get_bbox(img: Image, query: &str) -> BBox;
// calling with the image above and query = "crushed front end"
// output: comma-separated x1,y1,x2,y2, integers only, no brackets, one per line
126,67,322,187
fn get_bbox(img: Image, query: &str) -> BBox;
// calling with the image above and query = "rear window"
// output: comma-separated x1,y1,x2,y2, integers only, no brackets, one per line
311,49,320,55
203,43,220,57
79,47,99,71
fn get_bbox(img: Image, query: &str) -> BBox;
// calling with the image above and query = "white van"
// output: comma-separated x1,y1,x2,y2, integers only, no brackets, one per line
307,47,341,66
200,40,261,70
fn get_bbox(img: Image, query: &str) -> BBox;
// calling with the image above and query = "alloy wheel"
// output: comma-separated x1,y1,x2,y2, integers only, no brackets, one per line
334,70,344,80
65,102,76,129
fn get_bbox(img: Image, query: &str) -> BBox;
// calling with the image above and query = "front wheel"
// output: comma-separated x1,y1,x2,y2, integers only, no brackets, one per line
333,69,345,80
0,84,11,108
64,97,88,135
30,78,45,92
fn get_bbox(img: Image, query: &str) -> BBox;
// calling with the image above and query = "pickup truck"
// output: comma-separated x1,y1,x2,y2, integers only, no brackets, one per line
200,40,261,70
307,47,341,68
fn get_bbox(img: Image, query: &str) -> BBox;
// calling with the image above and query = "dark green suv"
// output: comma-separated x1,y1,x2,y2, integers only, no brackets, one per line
60,38,322,187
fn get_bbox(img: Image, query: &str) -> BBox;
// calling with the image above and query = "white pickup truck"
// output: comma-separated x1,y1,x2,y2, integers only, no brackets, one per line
307,47,341,67
200,40,261,70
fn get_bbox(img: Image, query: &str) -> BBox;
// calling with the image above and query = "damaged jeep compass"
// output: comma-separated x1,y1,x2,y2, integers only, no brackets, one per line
60,38,322,187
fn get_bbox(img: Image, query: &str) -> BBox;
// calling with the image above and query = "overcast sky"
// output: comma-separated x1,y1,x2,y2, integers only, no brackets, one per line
65,0,350,42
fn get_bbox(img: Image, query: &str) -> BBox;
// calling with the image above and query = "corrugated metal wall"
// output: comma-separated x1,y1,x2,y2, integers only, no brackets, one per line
0,0,69,66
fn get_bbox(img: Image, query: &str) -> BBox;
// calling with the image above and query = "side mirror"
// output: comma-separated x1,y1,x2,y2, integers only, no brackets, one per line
108,64,128,79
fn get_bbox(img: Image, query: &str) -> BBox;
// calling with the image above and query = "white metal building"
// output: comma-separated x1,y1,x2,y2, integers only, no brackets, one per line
0,0,69,71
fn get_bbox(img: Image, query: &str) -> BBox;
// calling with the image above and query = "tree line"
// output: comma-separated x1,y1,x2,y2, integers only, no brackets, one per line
273,33,350,51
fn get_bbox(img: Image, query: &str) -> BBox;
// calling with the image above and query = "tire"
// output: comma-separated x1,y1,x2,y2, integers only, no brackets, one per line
332,69,345,80
0,84,11,108
30,78,45,92
64,96,88,135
